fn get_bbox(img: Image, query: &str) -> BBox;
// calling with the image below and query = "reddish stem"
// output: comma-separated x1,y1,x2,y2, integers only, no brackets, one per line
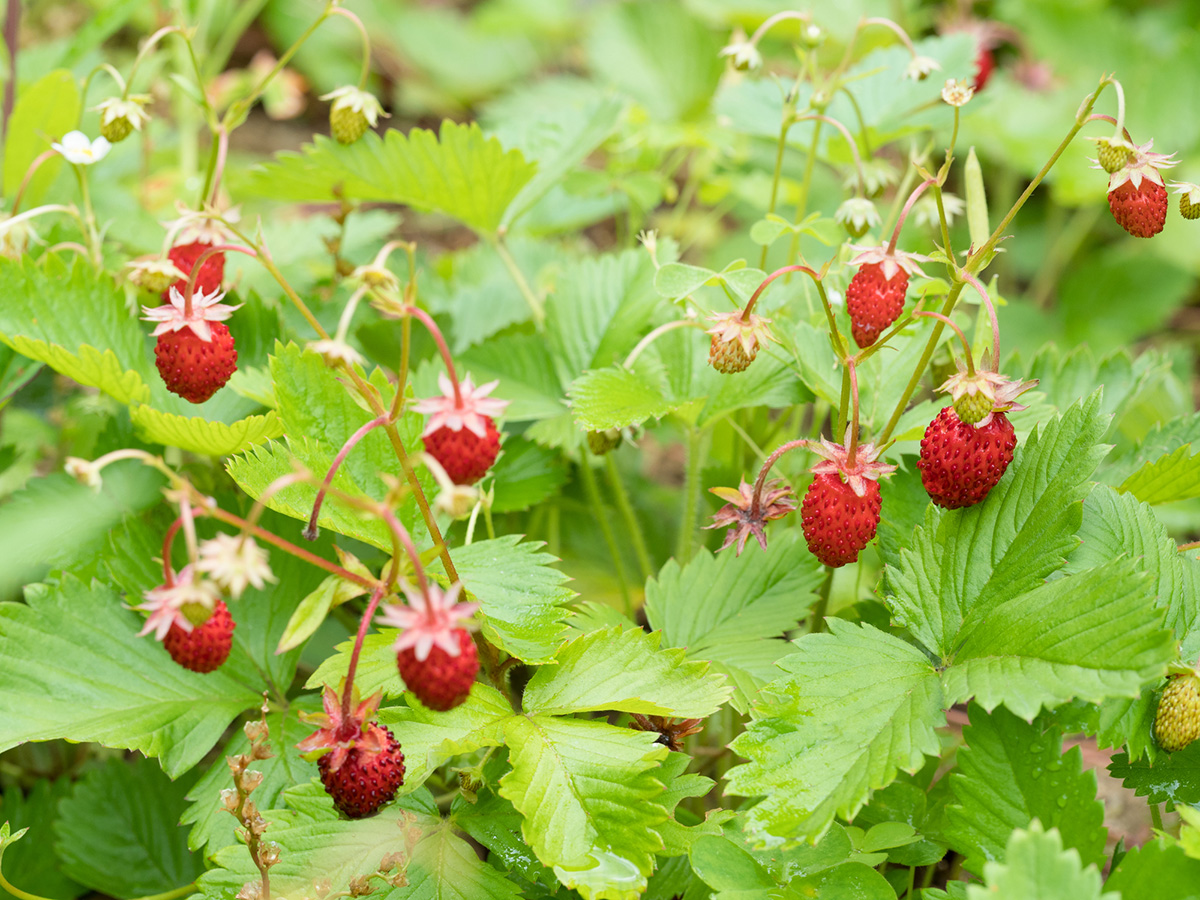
846,360,861,467
959,270,1000,366
341,584,387,722
305,415,390,541
182,243,258,315
887,178,937,255
11,149,57,215
161,516,184,587
208,126,229,209
1085,114,1133,143
750,438,811,516
742,264,820,322
913,310,974,375
379,506,429,596
402,305,462,407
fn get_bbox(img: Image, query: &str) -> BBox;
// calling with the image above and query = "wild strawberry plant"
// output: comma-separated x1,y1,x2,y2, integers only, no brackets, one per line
0,2,1199,900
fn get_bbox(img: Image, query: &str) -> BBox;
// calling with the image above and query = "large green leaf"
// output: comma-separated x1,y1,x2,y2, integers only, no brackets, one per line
379,685,510,794
499,716,669,884
726,620,944,846
1119,443,1200,505
449,535,575,665
130,405,283,455
54,758,203,897
244,123,536,233
569,365,678,431
1105,837,1200,900
941,560,1174,719
644,533,825,712
3,70,80,207
886,394,1110,658
964,822,1116,900
1065,485,1200,659
1107,741,1200,806
306,629,405,700
522,626,731,718
182,705,319,857
0,577,259,777
945,705,1106,876
0,780,83,900
655,752,729,857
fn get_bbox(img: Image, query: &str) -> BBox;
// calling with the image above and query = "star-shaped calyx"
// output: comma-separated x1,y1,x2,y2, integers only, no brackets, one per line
705,477,797,555
938,356,1037,426
1100,139,1177,192
141,285,241,342
413,373,508,438
809,430,897,497
376,581,479,662
297,685,389,773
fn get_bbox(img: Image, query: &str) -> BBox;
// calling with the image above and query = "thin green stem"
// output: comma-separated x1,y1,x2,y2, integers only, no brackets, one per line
809,566,834,633
932,183,954,259
331,7,373,90
227,6,329,126
784,118,825,268
837,364,851,437
70,165,100,265
580,460,631,614
605,454,653,583
1150,801,1164,832
676,428,708,563
493,235,544,327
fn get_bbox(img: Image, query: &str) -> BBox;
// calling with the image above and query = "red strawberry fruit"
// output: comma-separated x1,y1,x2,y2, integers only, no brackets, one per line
378,580,480,712
917,364,1037,509
799,433,896,568
844,246,926,349
142,285,241,403
163,600,235,673
414,373,509,485
1102,139,1176,238
298,686,406,819
166,240,225,299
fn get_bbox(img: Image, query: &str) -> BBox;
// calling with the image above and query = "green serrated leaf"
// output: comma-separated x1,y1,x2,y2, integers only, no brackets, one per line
449,535,574,664
965,821,1116,900
726,620,944,846
0,576,259,777
0,780,84,900
499,716,669,880
182,704,319,856
941,560,1174,719
523,626,732,718
569,365,678,431
1108,741,1200,806
887,393,1110,659
655,752,729,857
1105,837,1200,900
307,629,404,700
54,758,203,897
1119,443,1200,505
245,123,536,232
379,686,510,793
644,533,824,712
4,70,80,207
3,337,149,405
489,438,567,513
946,704,1106,876
130,405,283,455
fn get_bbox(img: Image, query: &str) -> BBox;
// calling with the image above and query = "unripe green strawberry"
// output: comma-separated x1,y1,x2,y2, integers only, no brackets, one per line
100,115,134,143
1155,673,1200,753
1182,196,1200,220
331,105,370,144
1096,139,1133,174
587,429,622,455
709,333,755,373
706,311,774,375
93,95,150,144
953,390,994,425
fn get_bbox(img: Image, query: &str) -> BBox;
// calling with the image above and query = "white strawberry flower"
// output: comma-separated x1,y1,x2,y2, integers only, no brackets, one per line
94,95,152,132
905,55,942,81
52,130,111,165
835,197,881,234
141,285,242,342
64,457,103,491
196,533,275,599
413,374,509,438
320,86,388,126
136,565,221,641
377,581,479,662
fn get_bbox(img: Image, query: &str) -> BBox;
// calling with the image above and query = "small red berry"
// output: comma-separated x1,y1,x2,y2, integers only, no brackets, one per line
162,600,235,673
847,262,909,349
397,628,479,712
973,46,995,91
423,419,500,486
166,241,225,299
918,406,1017,509
801,474,883,568
317,728,406,818
154,322,238,404
1102,140,1177,239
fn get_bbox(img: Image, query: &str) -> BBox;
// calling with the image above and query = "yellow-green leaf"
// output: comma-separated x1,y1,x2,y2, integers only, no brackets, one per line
130,404,283,455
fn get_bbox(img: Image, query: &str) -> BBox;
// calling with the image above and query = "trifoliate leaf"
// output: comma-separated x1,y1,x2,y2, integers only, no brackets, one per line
499,716,669,880
1105,837,1200,900
726,620,944,846
449,535,575,664
887,393,1110,658
964,821,1116,900
54,757,203,897
245,123,536,233
522,626,731,718
941,560,1174,719
946,705,1106,876
0,576,259,777
130,404,283,455
644,534,824,712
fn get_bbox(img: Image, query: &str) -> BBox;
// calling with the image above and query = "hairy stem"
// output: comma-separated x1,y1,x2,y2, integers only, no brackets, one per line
605,454,654,583
580,460,631,614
